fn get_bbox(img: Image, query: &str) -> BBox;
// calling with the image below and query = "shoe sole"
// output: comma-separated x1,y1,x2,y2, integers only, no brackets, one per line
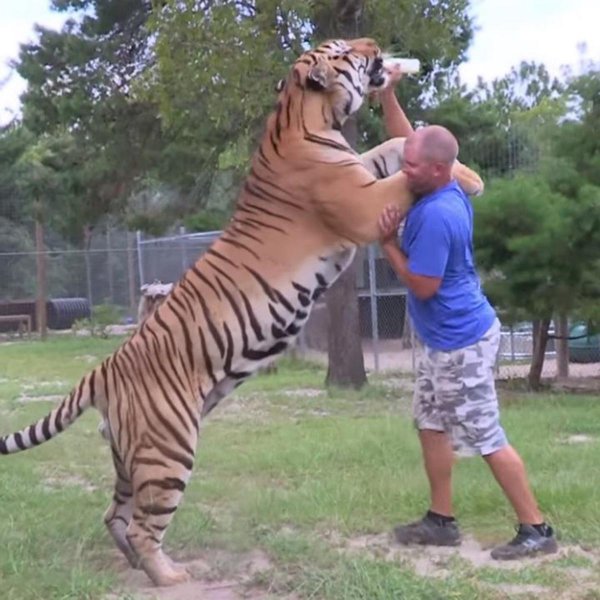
491,540,559,561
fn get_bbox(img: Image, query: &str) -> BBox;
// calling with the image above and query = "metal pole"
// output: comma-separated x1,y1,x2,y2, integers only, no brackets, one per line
367,244,380,372
35,219,47,339
127,231,137,312
106,227,114,304
179,225,187,273
84,225,93,310
510,325,515,362
136,230,145,285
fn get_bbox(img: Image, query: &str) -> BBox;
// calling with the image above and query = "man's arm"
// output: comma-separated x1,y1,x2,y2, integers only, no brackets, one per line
378,206,442,300
377,64,414,139
381,240,441,300
380,87,414,139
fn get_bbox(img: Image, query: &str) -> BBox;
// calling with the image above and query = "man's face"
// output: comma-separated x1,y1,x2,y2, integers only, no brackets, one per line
403,140,439,197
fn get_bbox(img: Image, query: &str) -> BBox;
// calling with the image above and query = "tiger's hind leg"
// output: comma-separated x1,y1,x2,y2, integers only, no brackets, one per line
104,445,140,569
125,454,194,586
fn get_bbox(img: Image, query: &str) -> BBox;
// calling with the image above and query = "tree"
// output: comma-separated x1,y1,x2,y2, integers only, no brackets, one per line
146,0,476,387
15,0,164,242
319,0,368,389
422,62,564,178
474,175,600,389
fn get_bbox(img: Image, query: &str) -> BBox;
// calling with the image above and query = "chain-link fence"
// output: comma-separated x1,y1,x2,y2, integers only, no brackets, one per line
0,226,141,332
2,226,599,380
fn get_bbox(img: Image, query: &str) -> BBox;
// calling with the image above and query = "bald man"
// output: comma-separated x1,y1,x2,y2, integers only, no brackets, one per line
375,70,557,560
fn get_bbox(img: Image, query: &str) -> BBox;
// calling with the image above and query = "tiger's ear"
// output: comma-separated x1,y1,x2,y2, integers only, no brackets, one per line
307,58,336,91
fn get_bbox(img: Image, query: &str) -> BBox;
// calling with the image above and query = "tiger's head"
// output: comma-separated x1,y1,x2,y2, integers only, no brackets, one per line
276,38,388,130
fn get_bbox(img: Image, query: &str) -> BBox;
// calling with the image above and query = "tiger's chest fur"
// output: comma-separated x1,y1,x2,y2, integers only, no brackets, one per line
196,243,356,415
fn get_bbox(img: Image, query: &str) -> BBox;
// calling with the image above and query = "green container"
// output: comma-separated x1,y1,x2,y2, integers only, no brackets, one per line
568,322,600,363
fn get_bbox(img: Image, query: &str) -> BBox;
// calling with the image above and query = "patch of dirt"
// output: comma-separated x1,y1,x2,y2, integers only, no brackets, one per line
21,380,69,389
551,376,600,394
561,434,596,445
380,377,415,393
333,530,600,577
110,549,291,600
494,583,550,596
281,388,325,398
43,474,97,493
17,394,63,404
75,354,100,363
209,394,273,424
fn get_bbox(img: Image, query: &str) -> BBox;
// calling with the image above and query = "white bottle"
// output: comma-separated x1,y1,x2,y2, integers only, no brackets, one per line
383,57,421,75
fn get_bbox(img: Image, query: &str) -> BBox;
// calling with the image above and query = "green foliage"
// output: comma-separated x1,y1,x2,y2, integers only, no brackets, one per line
148,0,475,193
72,303,122,338
14,1,163,239
474,176,600,323
424,62,565,177
0,125,35,223
184,209,228,233
0,218,36,300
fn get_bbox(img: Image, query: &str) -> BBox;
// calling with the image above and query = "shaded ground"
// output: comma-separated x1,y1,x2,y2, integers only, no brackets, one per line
304,341,600,389
106,550,293,600
109,532,600,600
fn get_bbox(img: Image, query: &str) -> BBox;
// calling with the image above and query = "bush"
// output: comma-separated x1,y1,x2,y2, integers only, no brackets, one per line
72,303,123,338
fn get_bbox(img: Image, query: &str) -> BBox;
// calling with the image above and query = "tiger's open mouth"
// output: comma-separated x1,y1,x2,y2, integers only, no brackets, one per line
368,56,386,90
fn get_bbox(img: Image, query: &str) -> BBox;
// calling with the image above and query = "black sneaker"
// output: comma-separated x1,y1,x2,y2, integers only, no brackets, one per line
393,513,461,547
491,524,558,560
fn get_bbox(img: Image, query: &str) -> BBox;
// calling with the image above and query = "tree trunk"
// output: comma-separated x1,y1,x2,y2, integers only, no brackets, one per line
555,313,569,380
322,0,369,388
325,257,367,389
35,219,47,339
528,318,551,390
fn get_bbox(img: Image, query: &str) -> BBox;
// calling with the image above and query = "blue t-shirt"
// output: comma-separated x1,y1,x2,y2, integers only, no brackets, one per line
400,180,496,351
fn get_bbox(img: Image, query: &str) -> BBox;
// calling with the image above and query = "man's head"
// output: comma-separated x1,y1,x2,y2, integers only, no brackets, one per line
403,125,459,197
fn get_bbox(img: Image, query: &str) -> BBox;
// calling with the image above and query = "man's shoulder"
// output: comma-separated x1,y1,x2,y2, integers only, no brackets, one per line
438,180,469,200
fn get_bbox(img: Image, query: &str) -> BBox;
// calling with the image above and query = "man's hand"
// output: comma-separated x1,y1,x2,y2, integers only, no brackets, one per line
383,62,403,88
370,64,403,103
378,204,403,247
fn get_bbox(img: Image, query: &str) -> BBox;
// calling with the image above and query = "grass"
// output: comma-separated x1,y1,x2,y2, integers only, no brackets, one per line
1,334,599,599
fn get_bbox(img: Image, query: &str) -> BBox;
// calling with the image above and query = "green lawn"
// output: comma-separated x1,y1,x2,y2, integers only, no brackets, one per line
1,336,599,599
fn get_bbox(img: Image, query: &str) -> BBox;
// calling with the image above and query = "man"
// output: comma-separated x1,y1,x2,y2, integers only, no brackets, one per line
376,71,557,559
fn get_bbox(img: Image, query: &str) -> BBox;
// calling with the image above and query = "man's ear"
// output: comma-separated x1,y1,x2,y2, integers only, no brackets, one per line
307,58,336,91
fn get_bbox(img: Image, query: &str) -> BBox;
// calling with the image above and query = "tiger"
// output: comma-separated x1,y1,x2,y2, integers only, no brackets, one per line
0,38,483,587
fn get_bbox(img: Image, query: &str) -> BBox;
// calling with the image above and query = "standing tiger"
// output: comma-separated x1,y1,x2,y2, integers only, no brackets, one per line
0,38,483,587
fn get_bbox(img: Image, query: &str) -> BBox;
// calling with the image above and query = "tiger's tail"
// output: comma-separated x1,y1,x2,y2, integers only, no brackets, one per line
0,367,99,455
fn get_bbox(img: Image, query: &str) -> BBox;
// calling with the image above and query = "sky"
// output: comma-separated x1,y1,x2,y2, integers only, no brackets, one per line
0,0,598,125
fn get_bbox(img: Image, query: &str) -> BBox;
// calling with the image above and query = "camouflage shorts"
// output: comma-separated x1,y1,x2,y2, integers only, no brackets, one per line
413,319,508,457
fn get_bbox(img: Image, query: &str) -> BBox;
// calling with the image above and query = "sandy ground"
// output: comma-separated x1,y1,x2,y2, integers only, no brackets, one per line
107,531,600,600
303,339,600,381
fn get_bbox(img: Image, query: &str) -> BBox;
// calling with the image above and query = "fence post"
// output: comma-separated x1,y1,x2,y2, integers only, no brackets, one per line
35,219,47,339
136,230,145,286
127,231,137,313
84,225,93,310
510,325,515,362
367,244,380,373
106,227,114,304
179,225,188,272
